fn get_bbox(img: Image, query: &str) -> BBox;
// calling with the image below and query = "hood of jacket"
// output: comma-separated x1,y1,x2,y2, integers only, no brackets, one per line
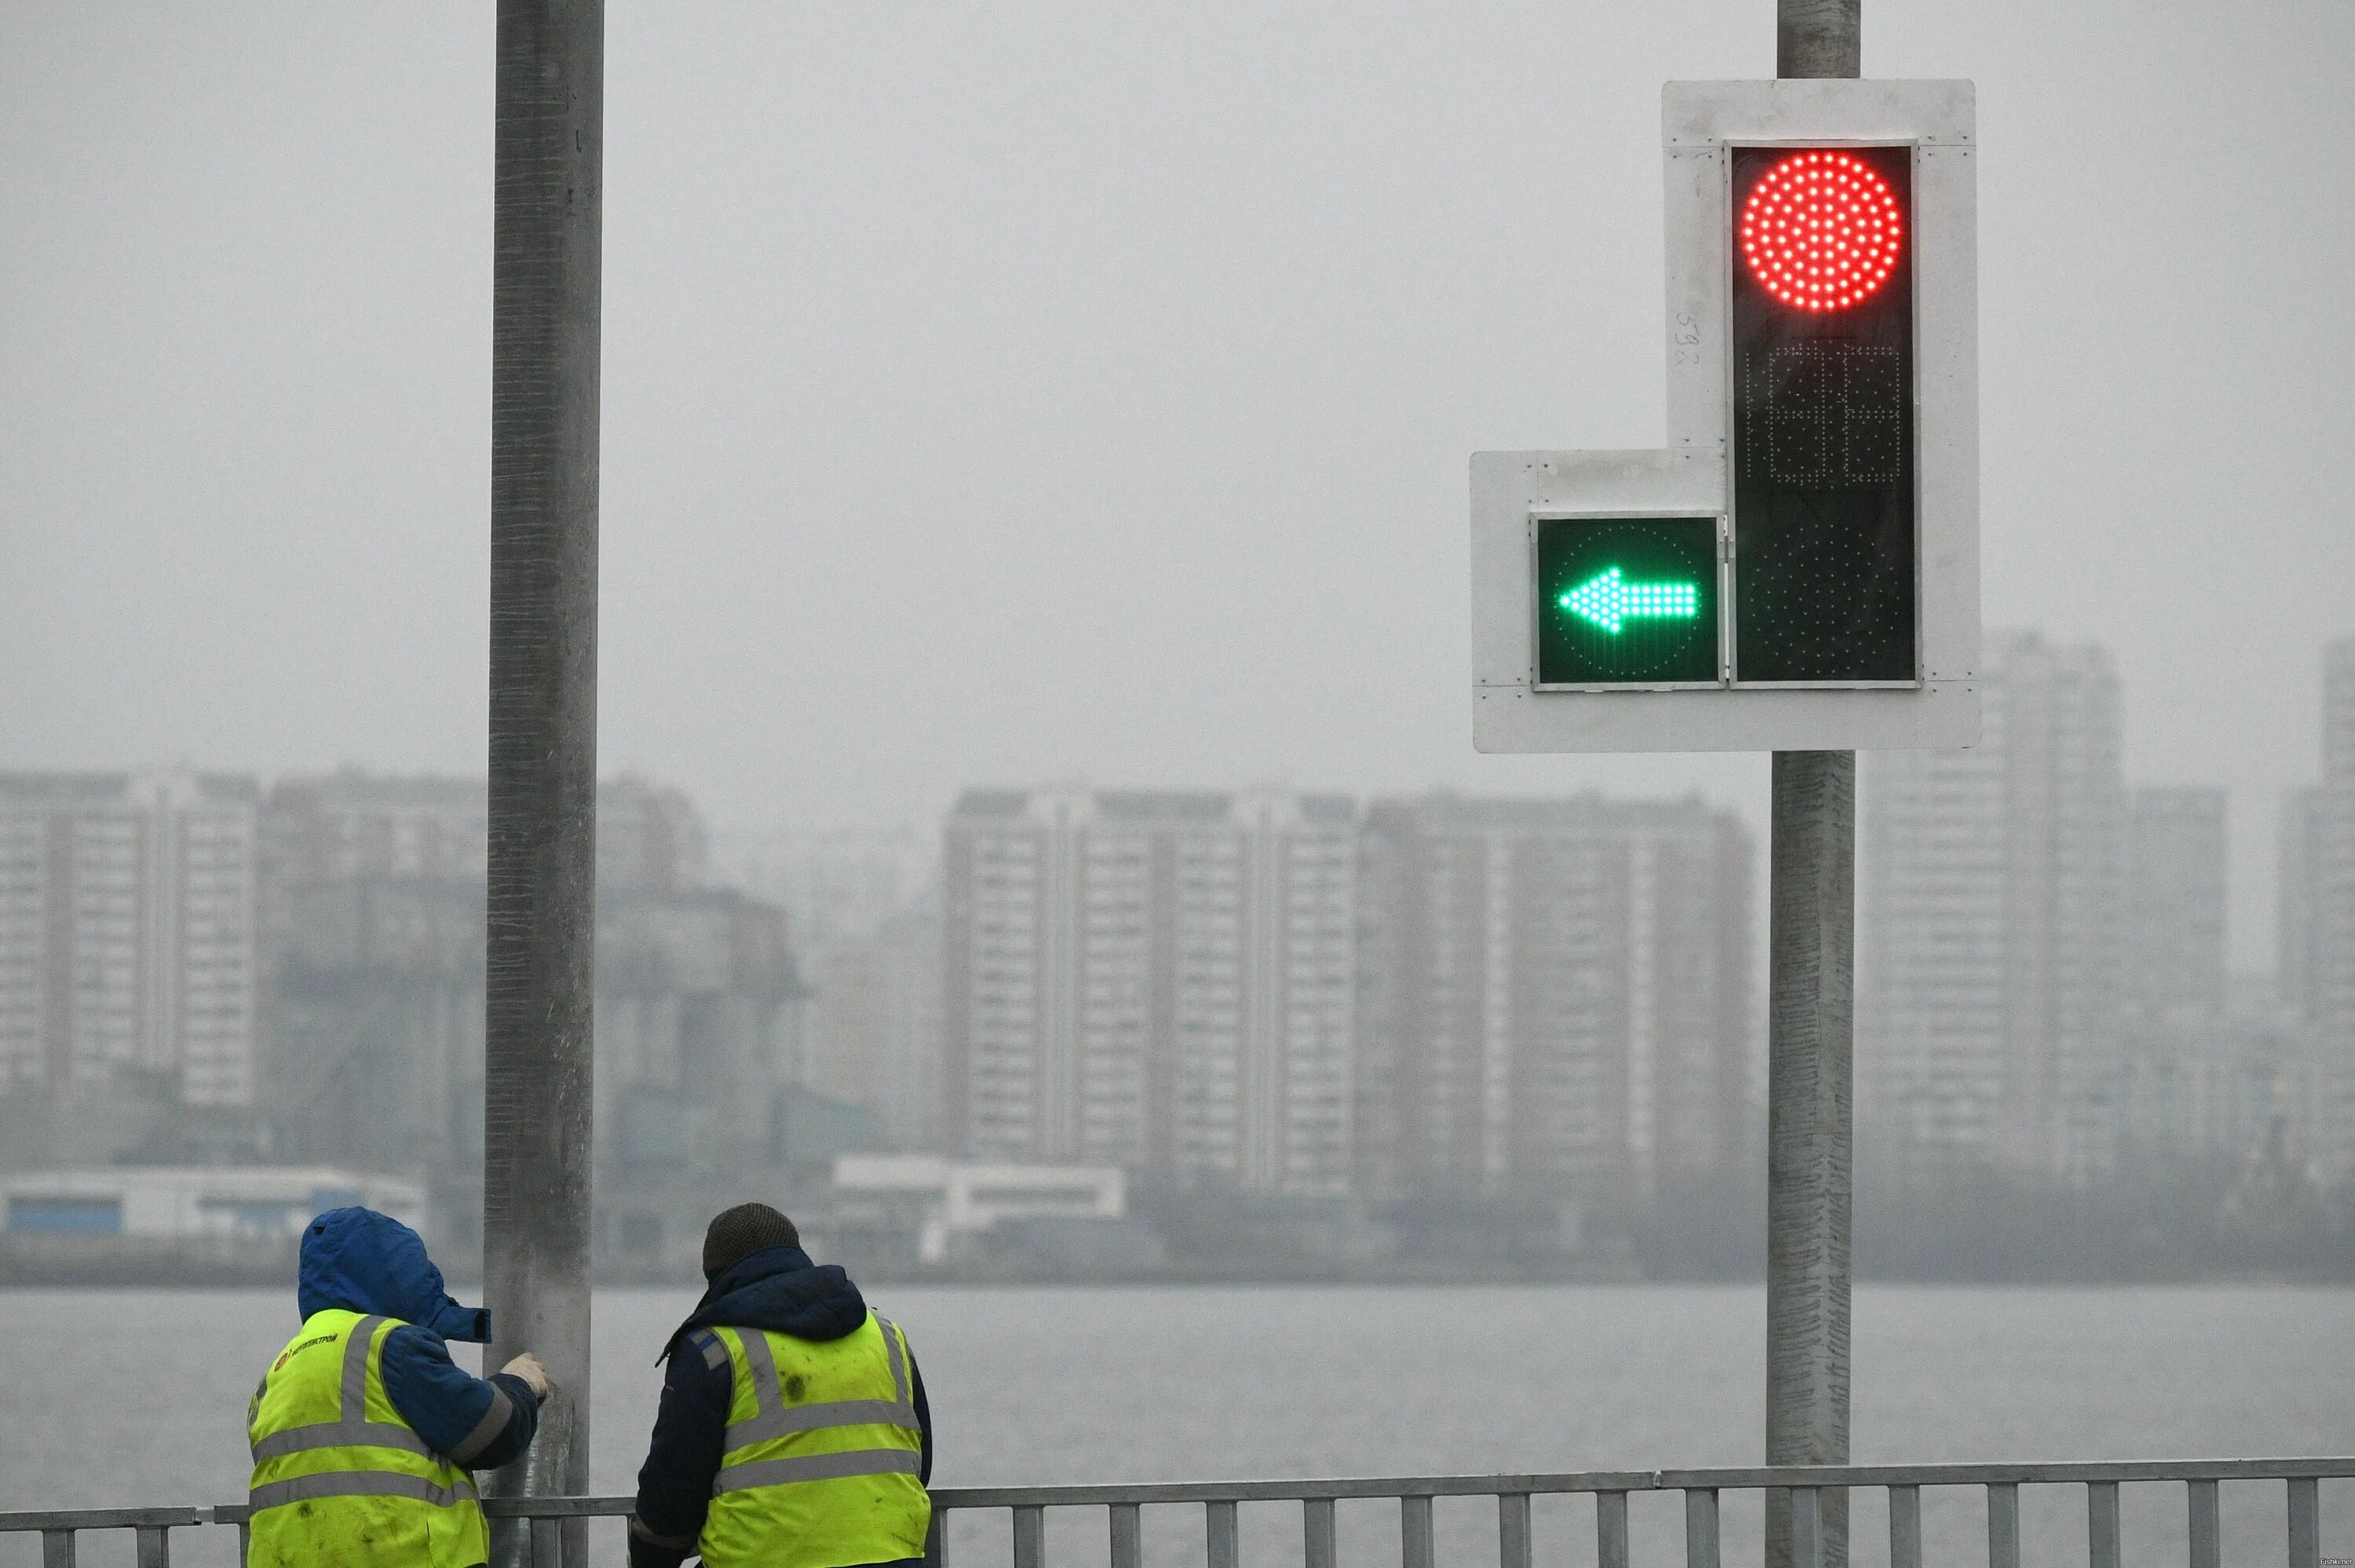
659,1245,867,1362
298,1206,491,1342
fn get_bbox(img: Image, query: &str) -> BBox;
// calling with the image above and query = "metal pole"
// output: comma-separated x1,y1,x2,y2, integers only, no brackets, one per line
1765,13,1858,1566
1765,752,1855,1568
1778,0,1860,81
483,4,601,1566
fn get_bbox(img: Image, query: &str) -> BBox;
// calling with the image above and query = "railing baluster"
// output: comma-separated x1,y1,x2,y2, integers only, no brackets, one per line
41,1531,75,1568
1111,1503,1141,1568
925,1507,947,1568
1206,1501,1239,1568
1401,1496,1435,1568
134,1526,168,1568
528,1515,558,1568
1499,1492,1532,1568
1988,1481,2021,1568
237,1521,250,1568
1304,1498,1337,1568
2189,1479,2221,1568
2288,1478,2319,1568
1889,1485,1921,1568
1013,1505,1046,1568
2088,1480,2120,1568
1597,1490,1629,1568
1792,1486,1824,1568
1685,1489,1720,1568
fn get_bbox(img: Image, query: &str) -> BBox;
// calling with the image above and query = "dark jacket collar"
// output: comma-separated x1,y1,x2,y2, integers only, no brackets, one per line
659,1245,869,1362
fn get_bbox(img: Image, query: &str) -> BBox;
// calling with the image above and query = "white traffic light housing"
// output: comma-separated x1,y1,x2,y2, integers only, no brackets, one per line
1473,79,1979,752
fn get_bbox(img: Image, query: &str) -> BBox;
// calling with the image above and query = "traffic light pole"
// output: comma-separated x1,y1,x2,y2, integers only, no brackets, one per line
1765,9,1860,1566
483,4,602,1566
1765,752,1855,1568
1777,0,1860,81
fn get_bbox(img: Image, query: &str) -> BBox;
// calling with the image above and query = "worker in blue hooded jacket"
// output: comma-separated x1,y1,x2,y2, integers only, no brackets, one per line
246,1206,553,1568
627,1203,933,1568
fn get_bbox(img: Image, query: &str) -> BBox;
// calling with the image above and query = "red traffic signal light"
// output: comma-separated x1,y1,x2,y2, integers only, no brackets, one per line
1730,144,1916,683
1739,150,1905,312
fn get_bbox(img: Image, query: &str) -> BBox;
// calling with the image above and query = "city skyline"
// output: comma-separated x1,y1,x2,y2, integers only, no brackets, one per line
9,613,2327,986
6,627,2344,1202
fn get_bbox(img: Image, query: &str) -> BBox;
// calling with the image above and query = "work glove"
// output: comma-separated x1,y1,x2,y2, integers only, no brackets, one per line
501,1353,553,1404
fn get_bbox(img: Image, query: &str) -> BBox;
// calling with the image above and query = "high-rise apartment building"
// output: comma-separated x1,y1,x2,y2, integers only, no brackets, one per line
260,774,488,888
2117,975,2312,1174
1860,632,2123,1179
0,771,260,1108
731,828,932,953
265,875,484,1174
2113,786,2241,1172
261,771,708,902
1353,793,1753,1199
267,866,801,1265
734,830,944,1150
2280,786,2328,1022
940,789,1356,1195
799,903,944,1151
2307,637,2355,1179
2122,787,2228,1029
255,771,789,1188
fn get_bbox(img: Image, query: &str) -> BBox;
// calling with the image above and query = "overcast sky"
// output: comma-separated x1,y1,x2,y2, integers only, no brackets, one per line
4,0,2350,968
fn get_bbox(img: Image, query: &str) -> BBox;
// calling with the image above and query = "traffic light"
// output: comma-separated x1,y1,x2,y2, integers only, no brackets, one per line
1470,80,1977,754
1534,515,1719,687
1731,146,1916,683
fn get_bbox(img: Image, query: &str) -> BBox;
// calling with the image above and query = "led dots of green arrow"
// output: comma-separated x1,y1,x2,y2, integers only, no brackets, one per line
1558,567,1701,634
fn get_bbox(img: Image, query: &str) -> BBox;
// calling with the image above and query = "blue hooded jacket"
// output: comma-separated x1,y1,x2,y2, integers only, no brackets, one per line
292,1207,541,1471
627,1246,930,1568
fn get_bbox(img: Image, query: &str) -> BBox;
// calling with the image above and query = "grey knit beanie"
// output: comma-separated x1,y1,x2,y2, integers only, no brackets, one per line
702,1203,800,1280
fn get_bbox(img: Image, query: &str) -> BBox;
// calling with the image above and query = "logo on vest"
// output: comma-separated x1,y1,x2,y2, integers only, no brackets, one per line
274,1331,341,1372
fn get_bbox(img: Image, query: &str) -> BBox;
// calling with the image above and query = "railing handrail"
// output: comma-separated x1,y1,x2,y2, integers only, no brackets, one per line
11,1454,2355,1532
0,1509,204,1533
922,1457,2355,1507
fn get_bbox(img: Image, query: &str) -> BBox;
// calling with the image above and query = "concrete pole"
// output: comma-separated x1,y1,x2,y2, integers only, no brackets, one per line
483,3,601,1565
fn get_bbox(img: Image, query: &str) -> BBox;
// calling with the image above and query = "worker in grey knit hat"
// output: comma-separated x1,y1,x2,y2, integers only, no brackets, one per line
626,1204,933,1568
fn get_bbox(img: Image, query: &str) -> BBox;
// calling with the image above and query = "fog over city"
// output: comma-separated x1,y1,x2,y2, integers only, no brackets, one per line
13,6,2355,1555
5,1,2351,967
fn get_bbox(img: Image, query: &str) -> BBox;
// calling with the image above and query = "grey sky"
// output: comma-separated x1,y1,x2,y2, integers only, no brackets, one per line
4,1,2350,968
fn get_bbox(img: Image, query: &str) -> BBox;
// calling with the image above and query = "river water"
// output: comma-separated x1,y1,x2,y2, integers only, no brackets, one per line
4,1284,2351,1568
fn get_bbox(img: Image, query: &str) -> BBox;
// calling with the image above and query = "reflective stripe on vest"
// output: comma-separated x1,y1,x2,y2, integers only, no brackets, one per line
251,1471,479,1510
715,1449,922,1494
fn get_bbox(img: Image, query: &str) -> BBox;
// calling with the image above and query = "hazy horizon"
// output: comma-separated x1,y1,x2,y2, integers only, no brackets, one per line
5,0,2350,971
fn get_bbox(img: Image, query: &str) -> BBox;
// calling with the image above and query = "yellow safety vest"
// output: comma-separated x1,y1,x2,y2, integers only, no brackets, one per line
698,1312,930,1568
247,1309,490,1568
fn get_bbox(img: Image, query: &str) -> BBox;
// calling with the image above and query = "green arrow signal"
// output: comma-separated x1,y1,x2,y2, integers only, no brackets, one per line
1559,567,1700,634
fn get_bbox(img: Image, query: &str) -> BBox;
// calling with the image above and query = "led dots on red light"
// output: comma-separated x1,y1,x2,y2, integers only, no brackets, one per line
1739,151,1904,312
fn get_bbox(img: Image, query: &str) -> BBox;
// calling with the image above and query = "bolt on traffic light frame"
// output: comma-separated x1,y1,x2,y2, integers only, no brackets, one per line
1472,79,1979,753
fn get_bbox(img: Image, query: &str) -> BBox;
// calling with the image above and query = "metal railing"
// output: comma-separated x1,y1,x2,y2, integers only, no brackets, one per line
5,1459,2350,1568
